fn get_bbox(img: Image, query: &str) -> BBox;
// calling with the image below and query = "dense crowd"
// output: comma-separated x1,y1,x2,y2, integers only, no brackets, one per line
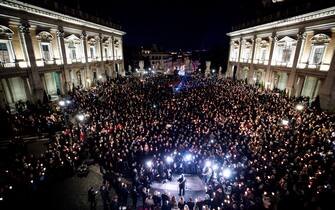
1,75,335,210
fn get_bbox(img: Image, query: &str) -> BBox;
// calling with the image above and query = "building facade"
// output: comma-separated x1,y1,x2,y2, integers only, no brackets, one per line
226,6,335,111
0,0,125,106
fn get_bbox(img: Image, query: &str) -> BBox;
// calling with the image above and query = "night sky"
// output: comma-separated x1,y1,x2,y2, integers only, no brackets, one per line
24,0,334,52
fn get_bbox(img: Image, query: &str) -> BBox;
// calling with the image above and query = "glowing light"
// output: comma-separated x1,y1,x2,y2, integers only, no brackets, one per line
184,154,193,161
0,197,3,201
9,186,12,190
146,160,153,168
66,100,71,104
166,156,173,164
30,180,34,184
281,119,289,126
59,100,65,106
213,164,219,170
98,75,103,79
77,114,85,121
205,160,211,167
296,104,304,111
223,168,231,178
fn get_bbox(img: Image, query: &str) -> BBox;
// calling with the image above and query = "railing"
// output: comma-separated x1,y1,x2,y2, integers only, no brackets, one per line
253,59,269,65
0,61,16,68
297,62,330,71
68,58,83,64
272,61,293,68
239,58,252,63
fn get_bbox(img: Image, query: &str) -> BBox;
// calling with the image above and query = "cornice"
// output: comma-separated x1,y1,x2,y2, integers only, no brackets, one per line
0,0,126,36
227,6,335,37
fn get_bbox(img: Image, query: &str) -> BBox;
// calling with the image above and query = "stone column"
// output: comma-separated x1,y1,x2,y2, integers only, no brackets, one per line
248,35,257,84
264,33,277,89
319,46,335,111
139,60,145,79
286,30,305,96
5,78,14,103
57,28,70,93
22,77,32,102
99,34,106,79
19,22,44,103
294,76,305,97
225,41,233,78
111,35,116,77
81,31,90,87
218,66,223,78
236,37,243,76
205,61,211,78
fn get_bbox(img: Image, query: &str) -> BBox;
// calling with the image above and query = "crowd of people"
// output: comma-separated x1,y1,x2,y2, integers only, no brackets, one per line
1,75,335,210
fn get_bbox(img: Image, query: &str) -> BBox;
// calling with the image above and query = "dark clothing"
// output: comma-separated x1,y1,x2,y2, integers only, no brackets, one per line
187,201,195,210
178,176,186,196
88,188,97,209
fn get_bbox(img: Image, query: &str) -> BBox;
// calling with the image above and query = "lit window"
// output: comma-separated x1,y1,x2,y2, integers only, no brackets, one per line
90,46,95,59
260,48,267,60
41,43,51,61
282,46,292,63
309,45,325,65
0,42,10,64
104,47,108,58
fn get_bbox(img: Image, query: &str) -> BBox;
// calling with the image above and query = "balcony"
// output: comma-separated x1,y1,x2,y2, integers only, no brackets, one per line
229,58,239,62
0,61,15,68
239,58,252,63
297,62,330,71
253,59,269,65
67,58,84,64
272,61,293,68
88,57,100,63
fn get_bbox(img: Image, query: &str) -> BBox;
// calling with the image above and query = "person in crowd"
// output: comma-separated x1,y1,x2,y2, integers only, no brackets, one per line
178,174,186,196
88,187,97,210
1,75,334,210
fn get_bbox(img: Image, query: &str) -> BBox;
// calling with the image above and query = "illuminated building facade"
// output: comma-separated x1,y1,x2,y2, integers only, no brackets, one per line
0,0,125,106
226,6,335,111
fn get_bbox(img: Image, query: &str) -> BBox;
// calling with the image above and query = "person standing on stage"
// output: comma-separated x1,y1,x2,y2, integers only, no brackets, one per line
178,174,186,196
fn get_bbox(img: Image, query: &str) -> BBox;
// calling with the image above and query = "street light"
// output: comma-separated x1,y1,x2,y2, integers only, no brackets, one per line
146,160,153,168
59,100,65,107
77,114,85,122
66,100,71,105
166,156,173,164
296,104,304,111
281,119,289,126
223,168,231,178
